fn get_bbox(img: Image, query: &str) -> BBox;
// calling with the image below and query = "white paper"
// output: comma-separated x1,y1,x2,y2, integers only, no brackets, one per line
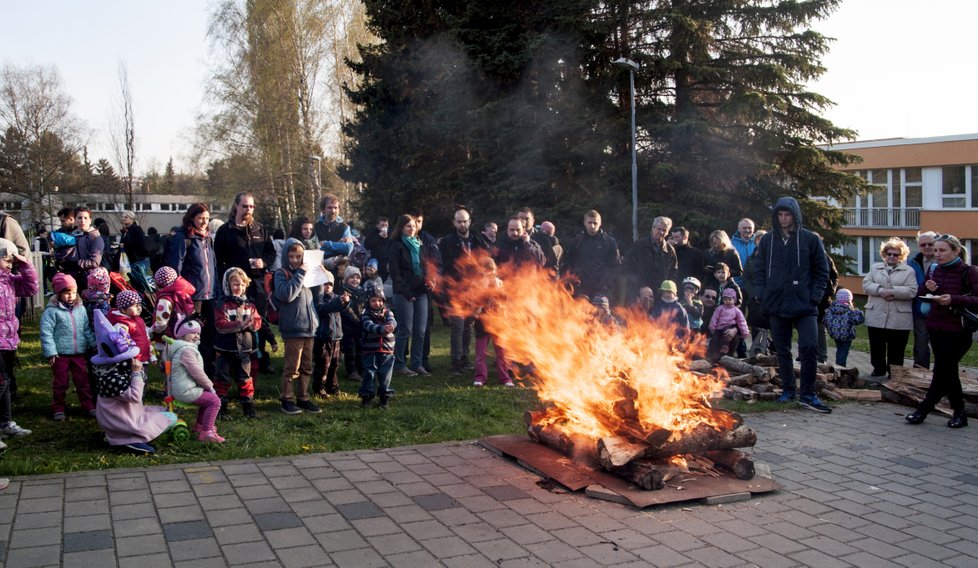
301,250,330,288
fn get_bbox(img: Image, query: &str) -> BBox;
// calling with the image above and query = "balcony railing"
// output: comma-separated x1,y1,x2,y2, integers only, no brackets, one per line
841,207,921,228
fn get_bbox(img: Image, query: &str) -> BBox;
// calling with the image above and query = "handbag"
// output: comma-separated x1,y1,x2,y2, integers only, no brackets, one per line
953,267,978,333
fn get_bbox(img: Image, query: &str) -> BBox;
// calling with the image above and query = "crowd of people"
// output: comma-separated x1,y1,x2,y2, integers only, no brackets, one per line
0,192,975,455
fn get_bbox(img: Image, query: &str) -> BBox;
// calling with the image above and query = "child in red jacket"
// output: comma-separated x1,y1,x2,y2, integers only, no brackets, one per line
107,290,154,364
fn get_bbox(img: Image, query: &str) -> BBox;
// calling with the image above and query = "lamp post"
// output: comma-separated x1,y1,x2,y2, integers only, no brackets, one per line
613,57,640,242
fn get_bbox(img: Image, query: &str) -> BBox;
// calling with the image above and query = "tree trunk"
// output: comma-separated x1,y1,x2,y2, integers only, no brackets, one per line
703,449,754,480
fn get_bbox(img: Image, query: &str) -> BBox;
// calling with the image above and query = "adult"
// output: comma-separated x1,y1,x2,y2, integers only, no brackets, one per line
906,234,977,428
166,203,219,376
314,194,354,259
0,211,29,257
539,221,562,269
670,226,706,285
389,214,433,376
214,192,277,372
560,210,620,299
623,216,678,300
861,238,917,378
144,227,164,272
908,230,938,369
815,235,839,364
439,208,487,374
119,211,151,288
478,222,498,249
362,217,391,280
704,230,743,290
410,210,441,372
742,230,771,355
730,218,756,287
65,207,104,292
517,208,558,271
55,208,75,235
494,216,545,268
752,196,830,413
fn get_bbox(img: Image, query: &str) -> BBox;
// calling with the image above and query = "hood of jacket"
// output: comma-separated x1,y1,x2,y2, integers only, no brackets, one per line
771,196,803,233
47,295,83,310
280,237,305,263
162,275,197,299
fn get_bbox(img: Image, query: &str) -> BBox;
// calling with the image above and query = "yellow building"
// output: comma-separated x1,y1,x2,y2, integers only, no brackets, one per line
829,133,978,292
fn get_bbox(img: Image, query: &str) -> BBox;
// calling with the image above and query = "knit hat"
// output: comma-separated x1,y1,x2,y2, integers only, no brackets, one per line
367,258,379,270
836,289,853,304
53,273,77,294
91,310,141,366
659,280,678,294
154,266,178,289
0,238,16,258
364,280,385,301
591,295,610,308
344,266,361,280
722,287,738,299
116,290,142,311
173,313,202,339
87,267,111,293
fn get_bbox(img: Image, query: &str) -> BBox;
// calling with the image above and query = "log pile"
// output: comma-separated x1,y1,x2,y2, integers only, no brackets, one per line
700,355,871,402
881,365,978,418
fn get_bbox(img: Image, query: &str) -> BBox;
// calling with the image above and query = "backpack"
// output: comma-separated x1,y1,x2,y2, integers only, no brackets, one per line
263,268,292,325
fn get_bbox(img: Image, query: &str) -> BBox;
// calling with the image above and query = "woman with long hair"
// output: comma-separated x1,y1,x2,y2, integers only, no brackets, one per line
388,214,433,375
906,235,978,428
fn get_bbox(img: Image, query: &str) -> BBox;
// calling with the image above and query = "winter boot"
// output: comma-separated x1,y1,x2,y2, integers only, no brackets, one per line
217,397,229,421
241,399,257,419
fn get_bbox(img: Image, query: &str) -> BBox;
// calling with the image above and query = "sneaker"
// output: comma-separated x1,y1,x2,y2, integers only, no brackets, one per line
218,398,230,421
87,409,97,418
0,422,32,438
473,380,485,387
800,395,832,414
297,400,322,414
460,359,474,371
412,367,431,376
450,365,463,376
395,367,417,376
281,401,302,415
53,412,66,421
122,442,155,454
348,372,362,382
379,396,390,410
502,381,516,388
775,393,796,404
0,440,6,451
198,429,226,443
361,395,374,408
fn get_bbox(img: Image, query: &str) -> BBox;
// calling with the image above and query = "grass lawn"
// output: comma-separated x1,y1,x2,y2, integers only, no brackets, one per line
1,313,538,475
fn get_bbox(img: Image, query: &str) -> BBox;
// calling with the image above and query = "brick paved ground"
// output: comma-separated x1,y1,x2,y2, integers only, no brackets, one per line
1,395,976,567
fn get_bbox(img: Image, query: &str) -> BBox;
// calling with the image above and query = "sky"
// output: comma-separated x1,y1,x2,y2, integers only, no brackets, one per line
0,1,976,173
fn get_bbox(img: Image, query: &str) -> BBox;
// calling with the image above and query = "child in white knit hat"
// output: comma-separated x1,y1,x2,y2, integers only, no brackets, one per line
823,288,865,366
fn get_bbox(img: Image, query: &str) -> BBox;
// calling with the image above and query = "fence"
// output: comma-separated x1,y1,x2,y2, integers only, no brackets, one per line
841,207,921,229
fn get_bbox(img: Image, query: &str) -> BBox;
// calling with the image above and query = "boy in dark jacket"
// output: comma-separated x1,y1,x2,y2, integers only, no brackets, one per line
359,281,397,408
312,269,350,397
339,266,366,381
214,267,261,419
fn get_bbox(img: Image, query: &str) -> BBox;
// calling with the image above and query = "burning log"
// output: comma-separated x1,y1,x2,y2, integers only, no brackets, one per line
524,411,576,455
688,359,713,373
645,424,756,458
703,449,755,480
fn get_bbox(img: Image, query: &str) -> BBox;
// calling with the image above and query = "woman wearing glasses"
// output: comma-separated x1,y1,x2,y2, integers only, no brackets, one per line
906,234,978,428
862,238,917,378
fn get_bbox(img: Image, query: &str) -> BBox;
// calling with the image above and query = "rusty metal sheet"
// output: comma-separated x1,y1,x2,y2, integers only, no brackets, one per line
480,435,781,509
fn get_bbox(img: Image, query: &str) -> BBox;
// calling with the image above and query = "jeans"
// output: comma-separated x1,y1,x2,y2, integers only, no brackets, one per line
360,352,394,398
394,293,429,370
834,340,851,366
770,314,818,398
912,314,931,369
450,316,474,366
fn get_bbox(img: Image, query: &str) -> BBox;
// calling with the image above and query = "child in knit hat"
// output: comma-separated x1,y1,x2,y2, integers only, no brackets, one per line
363,258,384,298
108,290,154,363
152,266,196,353
167,315,224,442
359,280,397,407
650,280,690,342
340,265,366,382
40,273,96,421
823,288,865,366
81,267,112,323
0,238,38,449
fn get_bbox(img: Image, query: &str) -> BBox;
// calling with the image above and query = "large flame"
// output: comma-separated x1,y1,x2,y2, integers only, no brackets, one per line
437,252,734,443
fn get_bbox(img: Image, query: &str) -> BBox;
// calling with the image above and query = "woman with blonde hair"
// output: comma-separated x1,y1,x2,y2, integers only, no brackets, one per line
704,229,742,289
862,238,917,377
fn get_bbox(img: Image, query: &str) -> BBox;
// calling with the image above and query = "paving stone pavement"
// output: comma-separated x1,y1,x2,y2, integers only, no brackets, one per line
1,395,977,567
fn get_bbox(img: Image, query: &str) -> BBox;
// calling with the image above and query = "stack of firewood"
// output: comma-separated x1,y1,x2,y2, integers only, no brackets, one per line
690,355,879,403
882,365,978,417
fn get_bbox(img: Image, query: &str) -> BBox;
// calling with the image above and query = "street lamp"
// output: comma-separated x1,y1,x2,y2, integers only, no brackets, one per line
613,57,640,242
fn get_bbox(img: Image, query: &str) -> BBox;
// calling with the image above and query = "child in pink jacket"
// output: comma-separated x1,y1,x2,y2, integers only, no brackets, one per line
708,287,749,362
0,238,38,448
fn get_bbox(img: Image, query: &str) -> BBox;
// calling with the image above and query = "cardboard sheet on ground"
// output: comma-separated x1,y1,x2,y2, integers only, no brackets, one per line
301,250,330,288
480,434,780,509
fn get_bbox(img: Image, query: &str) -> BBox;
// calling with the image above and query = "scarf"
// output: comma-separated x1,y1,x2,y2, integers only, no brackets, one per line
401,235,422,276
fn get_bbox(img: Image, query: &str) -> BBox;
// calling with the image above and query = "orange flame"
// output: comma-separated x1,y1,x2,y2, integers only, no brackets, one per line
436,252,734,443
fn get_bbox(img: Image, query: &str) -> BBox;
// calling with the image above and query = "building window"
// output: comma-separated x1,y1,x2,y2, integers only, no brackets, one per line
160,204,171,211
943,166,967,208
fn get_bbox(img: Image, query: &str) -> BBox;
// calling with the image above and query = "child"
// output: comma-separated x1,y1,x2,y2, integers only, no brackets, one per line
81,267,112,324
591,295,622,328
472,258,513,387
0,238,38,448
340,266,366,382
363,258,384,297
823,288,865,366
152,266,196,354
40,273,96,420
214,268,261,419
650,280,690,340
312,268,350,397
273,241,325,414
167,315,224,442
708,287,749,362
108,290,153,363
709,262,743,306
359,280,397,407
680,277,704,331
92,310,177,453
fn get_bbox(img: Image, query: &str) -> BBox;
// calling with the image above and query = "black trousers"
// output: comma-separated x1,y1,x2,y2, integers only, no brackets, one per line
920,329,973,413
867,326,909,375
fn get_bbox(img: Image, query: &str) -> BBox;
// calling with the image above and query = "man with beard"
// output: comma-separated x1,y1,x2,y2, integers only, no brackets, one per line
560,210,620,299
314,194,355,260
478,222,498,249
214,192,278,373
494,216,545,268
670,226,706,285
439,208,487,374
517,207,558,271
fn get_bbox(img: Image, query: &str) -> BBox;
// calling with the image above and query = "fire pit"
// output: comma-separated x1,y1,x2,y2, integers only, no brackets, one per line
438,254,780,508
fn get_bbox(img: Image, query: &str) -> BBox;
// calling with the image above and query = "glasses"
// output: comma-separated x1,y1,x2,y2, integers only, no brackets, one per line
936,234,954,241
884,252,901,258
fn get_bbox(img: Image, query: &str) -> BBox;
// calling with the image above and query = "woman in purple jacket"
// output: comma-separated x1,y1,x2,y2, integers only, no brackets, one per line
906,234,978,428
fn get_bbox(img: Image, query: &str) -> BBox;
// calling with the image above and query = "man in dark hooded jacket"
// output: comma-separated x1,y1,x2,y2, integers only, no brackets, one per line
752,196,831,413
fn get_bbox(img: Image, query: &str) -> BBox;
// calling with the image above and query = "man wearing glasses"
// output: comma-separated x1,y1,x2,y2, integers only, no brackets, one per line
908,230,938,369
752,197,831,413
